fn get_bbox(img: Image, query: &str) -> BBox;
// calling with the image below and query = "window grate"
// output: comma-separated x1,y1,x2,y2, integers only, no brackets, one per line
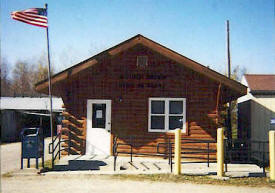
137,56,148,68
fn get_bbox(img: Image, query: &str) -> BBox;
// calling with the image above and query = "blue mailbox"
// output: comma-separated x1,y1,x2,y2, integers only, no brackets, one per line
21,128,44,169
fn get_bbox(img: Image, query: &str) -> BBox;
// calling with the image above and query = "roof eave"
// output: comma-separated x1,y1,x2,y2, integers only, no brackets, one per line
250,90,275,95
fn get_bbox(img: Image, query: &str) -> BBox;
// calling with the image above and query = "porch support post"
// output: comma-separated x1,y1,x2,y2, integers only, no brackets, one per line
217,128,225,177
269,130,275,181
174,128,181,175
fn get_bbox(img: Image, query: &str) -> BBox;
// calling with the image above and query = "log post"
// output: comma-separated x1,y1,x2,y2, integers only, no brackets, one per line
174,128,181,175
217,128,225,177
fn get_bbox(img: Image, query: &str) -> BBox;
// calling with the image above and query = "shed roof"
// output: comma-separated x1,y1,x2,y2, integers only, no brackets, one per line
0,97,64,111
245,74,275,92
35,34,246,96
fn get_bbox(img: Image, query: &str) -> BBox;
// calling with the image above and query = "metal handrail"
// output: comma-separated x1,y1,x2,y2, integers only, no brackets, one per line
157,139,216,167
182,140,216,167
48,133,60,153
225,138,269,175
113,136,217,171
113,135,173,172
48,130,71,166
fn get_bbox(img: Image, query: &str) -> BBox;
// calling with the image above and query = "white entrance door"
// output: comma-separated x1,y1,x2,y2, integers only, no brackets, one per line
86,100,111,155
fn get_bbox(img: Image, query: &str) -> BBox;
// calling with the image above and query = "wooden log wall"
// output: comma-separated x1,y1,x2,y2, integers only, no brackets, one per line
61,111,86,155
57,44,225,159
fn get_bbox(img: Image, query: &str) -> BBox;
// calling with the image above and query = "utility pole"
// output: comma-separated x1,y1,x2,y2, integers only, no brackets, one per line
227,20,232,143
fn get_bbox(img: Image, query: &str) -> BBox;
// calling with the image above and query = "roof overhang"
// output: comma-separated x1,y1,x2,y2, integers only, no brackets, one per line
250,90,275,95
0,97,64,111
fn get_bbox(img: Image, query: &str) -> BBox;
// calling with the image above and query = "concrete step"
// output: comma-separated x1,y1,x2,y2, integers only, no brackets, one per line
117,160,169,172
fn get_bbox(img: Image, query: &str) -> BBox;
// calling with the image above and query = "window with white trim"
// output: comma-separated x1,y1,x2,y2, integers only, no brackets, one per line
148,98,186,132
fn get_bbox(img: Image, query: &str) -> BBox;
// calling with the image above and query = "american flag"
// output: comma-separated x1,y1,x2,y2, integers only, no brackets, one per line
11,8,48,28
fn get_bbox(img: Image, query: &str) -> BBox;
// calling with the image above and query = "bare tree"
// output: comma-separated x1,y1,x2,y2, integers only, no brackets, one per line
11,61,33,96
32,53,54,84
10,52,55,97
1,58,13,96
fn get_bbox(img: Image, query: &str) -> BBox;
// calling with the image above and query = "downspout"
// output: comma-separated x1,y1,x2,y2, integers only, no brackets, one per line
215,83,222,125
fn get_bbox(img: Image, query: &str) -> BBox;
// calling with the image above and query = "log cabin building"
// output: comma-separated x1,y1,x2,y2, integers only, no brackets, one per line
35,34,246,159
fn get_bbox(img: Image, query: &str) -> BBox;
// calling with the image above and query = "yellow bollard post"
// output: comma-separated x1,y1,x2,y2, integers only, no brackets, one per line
269,130,275,181
174,128,181,175
217,128,224,177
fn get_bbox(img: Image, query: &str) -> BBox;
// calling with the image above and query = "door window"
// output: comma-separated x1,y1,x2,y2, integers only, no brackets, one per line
92,104,106,128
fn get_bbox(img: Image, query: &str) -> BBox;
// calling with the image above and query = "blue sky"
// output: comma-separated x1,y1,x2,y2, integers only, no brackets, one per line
1,0,274,75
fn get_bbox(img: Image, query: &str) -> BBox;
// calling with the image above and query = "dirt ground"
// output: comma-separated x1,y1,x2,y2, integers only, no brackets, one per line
1,175,274,193
1,138,52,174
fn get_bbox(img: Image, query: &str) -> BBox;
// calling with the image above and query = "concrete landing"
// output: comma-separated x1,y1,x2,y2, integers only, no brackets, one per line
38,155,267,177
51,155,170,174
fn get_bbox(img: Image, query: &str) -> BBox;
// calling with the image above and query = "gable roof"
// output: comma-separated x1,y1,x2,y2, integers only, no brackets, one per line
35,34,246,96
244,74,275,94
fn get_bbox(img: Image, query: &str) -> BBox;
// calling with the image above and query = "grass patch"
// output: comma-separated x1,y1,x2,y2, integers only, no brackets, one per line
2,172,14,178
28,159,55,173
38,159,53,173
111,174,275,188
39,159,53,168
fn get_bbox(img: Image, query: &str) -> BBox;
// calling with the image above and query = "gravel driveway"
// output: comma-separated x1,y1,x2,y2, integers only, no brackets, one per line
1,175,274,193
1,138,52,174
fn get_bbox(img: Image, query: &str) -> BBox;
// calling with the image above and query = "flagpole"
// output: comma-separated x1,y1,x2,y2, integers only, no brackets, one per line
45,3,54,169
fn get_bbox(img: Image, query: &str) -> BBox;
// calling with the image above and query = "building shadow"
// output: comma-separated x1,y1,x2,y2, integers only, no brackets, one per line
53,160,107,171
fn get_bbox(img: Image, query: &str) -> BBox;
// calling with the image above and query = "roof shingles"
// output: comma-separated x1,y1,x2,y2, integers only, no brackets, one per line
245,74,275,91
